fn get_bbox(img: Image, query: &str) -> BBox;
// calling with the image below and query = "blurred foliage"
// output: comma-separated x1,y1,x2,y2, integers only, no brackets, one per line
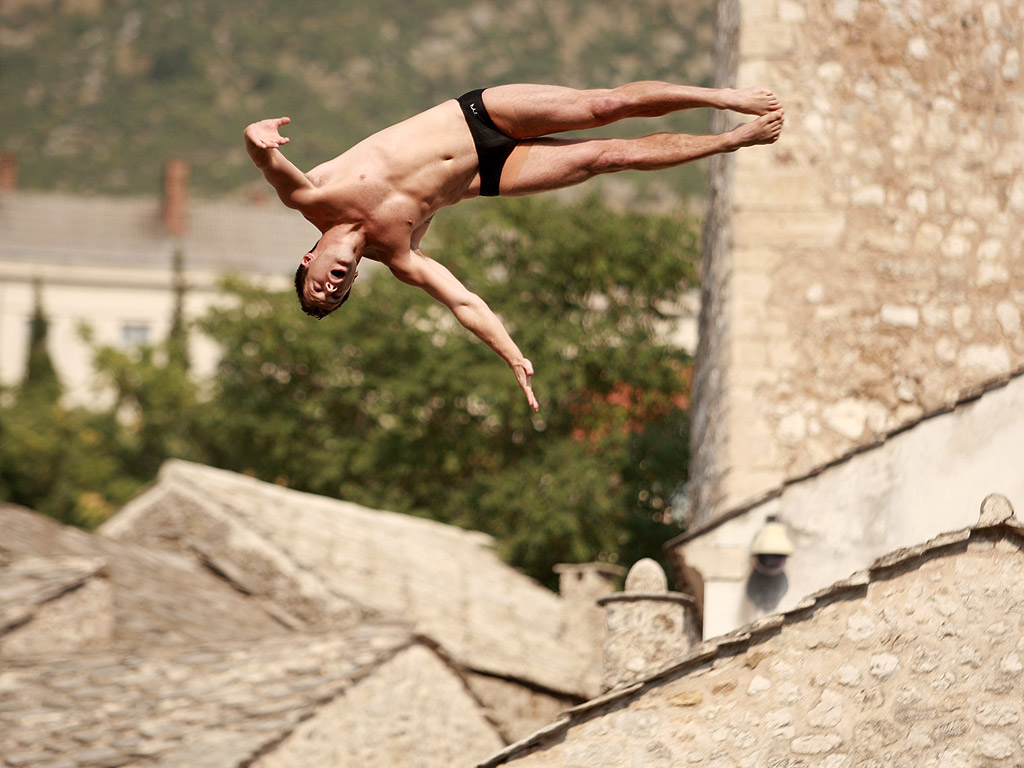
0,290,136,526
0,0,714,200
0,195,696,585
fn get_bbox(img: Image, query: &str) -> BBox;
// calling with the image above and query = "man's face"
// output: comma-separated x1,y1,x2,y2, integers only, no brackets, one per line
301,244,359,313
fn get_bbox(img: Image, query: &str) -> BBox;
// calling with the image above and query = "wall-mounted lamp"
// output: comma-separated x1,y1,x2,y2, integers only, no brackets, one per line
750,515,794,576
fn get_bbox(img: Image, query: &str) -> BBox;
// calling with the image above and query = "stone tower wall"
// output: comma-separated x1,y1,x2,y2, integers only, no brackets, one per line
691,0,1024,525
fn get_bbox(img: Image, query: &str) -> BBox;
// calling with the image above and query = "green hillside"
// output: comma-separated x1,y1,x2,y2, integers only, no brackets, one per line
1,0,715,199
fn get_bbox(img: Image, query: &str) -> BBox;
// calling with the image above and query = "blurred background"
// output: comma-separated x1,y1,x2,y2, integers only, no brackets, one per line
0,0,712,583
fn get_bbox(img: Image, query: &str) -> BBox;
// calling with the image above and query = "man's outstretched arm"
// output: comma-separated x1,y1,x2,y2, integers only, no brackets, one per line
243,117,314,209
388,249,539,412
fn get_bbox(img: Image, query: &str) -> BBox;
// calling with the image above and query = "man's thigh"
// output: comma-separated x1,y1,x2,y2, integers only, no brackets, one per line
499,137,614,196
482,84,612,139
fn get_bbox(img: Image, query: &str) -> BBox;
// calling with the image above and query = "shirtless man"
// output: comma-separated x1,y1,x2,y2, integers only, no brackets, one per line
244,81,784,411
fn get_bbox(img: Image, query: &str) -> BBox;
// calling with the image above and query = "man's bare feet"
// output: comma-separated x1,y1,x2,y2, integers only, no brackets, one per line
728,109,785,149
722,86,782,116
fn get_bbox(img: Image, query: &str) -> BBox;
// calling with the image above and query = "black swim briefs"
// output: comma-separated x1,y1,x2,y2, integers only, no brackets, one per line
457,89,518,197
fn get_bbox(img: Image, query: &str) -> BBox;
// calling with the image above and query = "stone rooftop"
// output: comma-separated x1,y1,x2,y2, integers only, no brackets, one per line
0,621,506,768
0,477,563,767
481,494,1024,766
101,460,600,697
1,504,285,655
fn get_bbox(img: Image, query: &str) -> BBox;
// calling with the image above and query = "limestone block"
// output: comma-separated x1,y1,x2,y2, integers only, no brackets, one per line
731,211,847,249
739,22,796,58
822,398,869,441
738,0,779,22
733,169,829,210
960,343,1011,375
722,469,787,509
880,305,921,328
831,0,860,21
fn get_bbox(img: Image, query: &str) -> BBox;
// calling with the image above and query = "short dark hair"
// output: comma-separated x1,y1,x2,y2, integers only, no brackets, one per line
294,261,351,319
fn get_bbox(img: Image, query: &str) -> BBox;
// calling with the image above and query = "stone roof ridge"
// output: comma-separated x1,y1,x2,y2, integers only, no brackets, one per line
103,468,379,629
477,493,1021,768
103,460,600,696
0,554,107,635
668,364,1024,547
157,459,499,548
2,503,290,651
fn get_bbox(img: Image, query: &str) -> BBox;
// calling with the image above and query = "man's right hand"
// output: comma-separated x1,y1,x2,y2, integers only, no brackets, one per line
244,117,292,150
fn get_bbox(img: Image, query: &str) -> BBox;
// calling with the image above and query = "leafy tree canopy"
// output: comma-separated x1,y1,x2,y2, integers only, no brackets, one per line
196,195,696,580
0,194,696,585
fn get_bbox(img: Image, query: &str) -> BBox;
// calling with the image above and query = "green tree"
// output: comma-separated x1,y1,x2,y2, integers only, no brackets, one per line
195,195,695,582
0,275,200,527
20,279,62,406
0,195,696,583
167,247,191,371
0,281,135,525
88,258,202,482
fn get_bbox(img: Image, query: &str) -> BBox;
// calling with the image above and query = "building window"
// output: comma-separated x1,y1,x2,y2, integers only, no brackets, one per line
121,323,150,348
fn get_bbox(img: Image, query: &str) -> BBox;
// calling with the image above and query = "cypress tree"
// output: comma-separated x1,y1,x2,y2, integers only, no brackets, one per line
20,278,62,405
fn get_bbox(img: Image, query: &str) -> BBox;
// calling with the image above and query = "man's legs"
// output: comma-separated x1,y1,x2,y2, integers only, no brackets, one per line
493,106,784,197
475,81,783,197
480,81,781,139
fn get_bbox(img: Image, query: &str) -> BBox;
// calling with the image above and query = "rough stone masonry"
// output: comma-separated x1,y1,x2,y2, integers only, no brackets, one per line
691,0,1024,524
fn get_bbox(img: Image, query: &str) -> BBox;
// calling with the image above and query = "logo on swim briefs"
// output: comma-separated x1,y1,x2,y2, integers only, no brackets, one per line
470,102,479,116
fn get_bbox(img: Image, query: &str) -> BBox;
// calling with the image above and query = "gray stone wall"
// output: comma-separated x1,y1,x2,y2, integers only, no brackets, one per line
676,379,1024,641
691,0,1024,525
499,536,1024,767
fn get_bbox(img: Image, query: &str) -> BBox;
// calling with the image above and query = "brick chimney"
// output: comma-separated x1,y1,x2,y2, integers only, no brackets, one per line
161,158,190,239
0,154,17,194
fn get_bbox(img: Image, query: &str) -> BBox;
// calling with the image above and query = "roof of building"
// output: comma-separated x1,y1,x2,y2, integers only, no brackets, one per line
0,619,505,768
0,503,287,651
480,493,1024,767
0,488,562,767
101,460,598,697
0,190,318,278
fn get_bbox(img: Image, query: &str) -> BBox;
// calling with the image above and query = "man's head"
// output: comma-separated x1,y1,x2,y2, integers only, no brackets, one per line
295,238,359,319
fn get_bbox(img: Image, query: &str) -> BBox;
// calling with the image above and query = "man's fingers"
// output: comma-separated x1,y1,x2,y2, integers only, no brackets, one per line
515,360,539,411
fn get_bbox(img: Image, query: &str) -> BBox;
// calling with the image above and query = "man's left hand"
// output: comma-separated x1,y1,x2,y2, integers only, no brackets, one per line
513,359,539,412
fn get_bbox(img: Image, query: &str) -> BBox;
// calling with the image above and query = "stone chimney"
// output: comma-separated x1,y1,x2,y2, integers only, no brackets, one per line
597,558,700,692
0,153,17,194
554,562,625,697
554,562,624,607
161,158,190,239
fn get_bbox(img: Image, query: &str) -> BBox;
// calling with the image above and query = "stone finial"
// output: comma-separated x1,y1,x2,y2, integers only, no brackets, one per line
979,494,1016,526
624,558,669,593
